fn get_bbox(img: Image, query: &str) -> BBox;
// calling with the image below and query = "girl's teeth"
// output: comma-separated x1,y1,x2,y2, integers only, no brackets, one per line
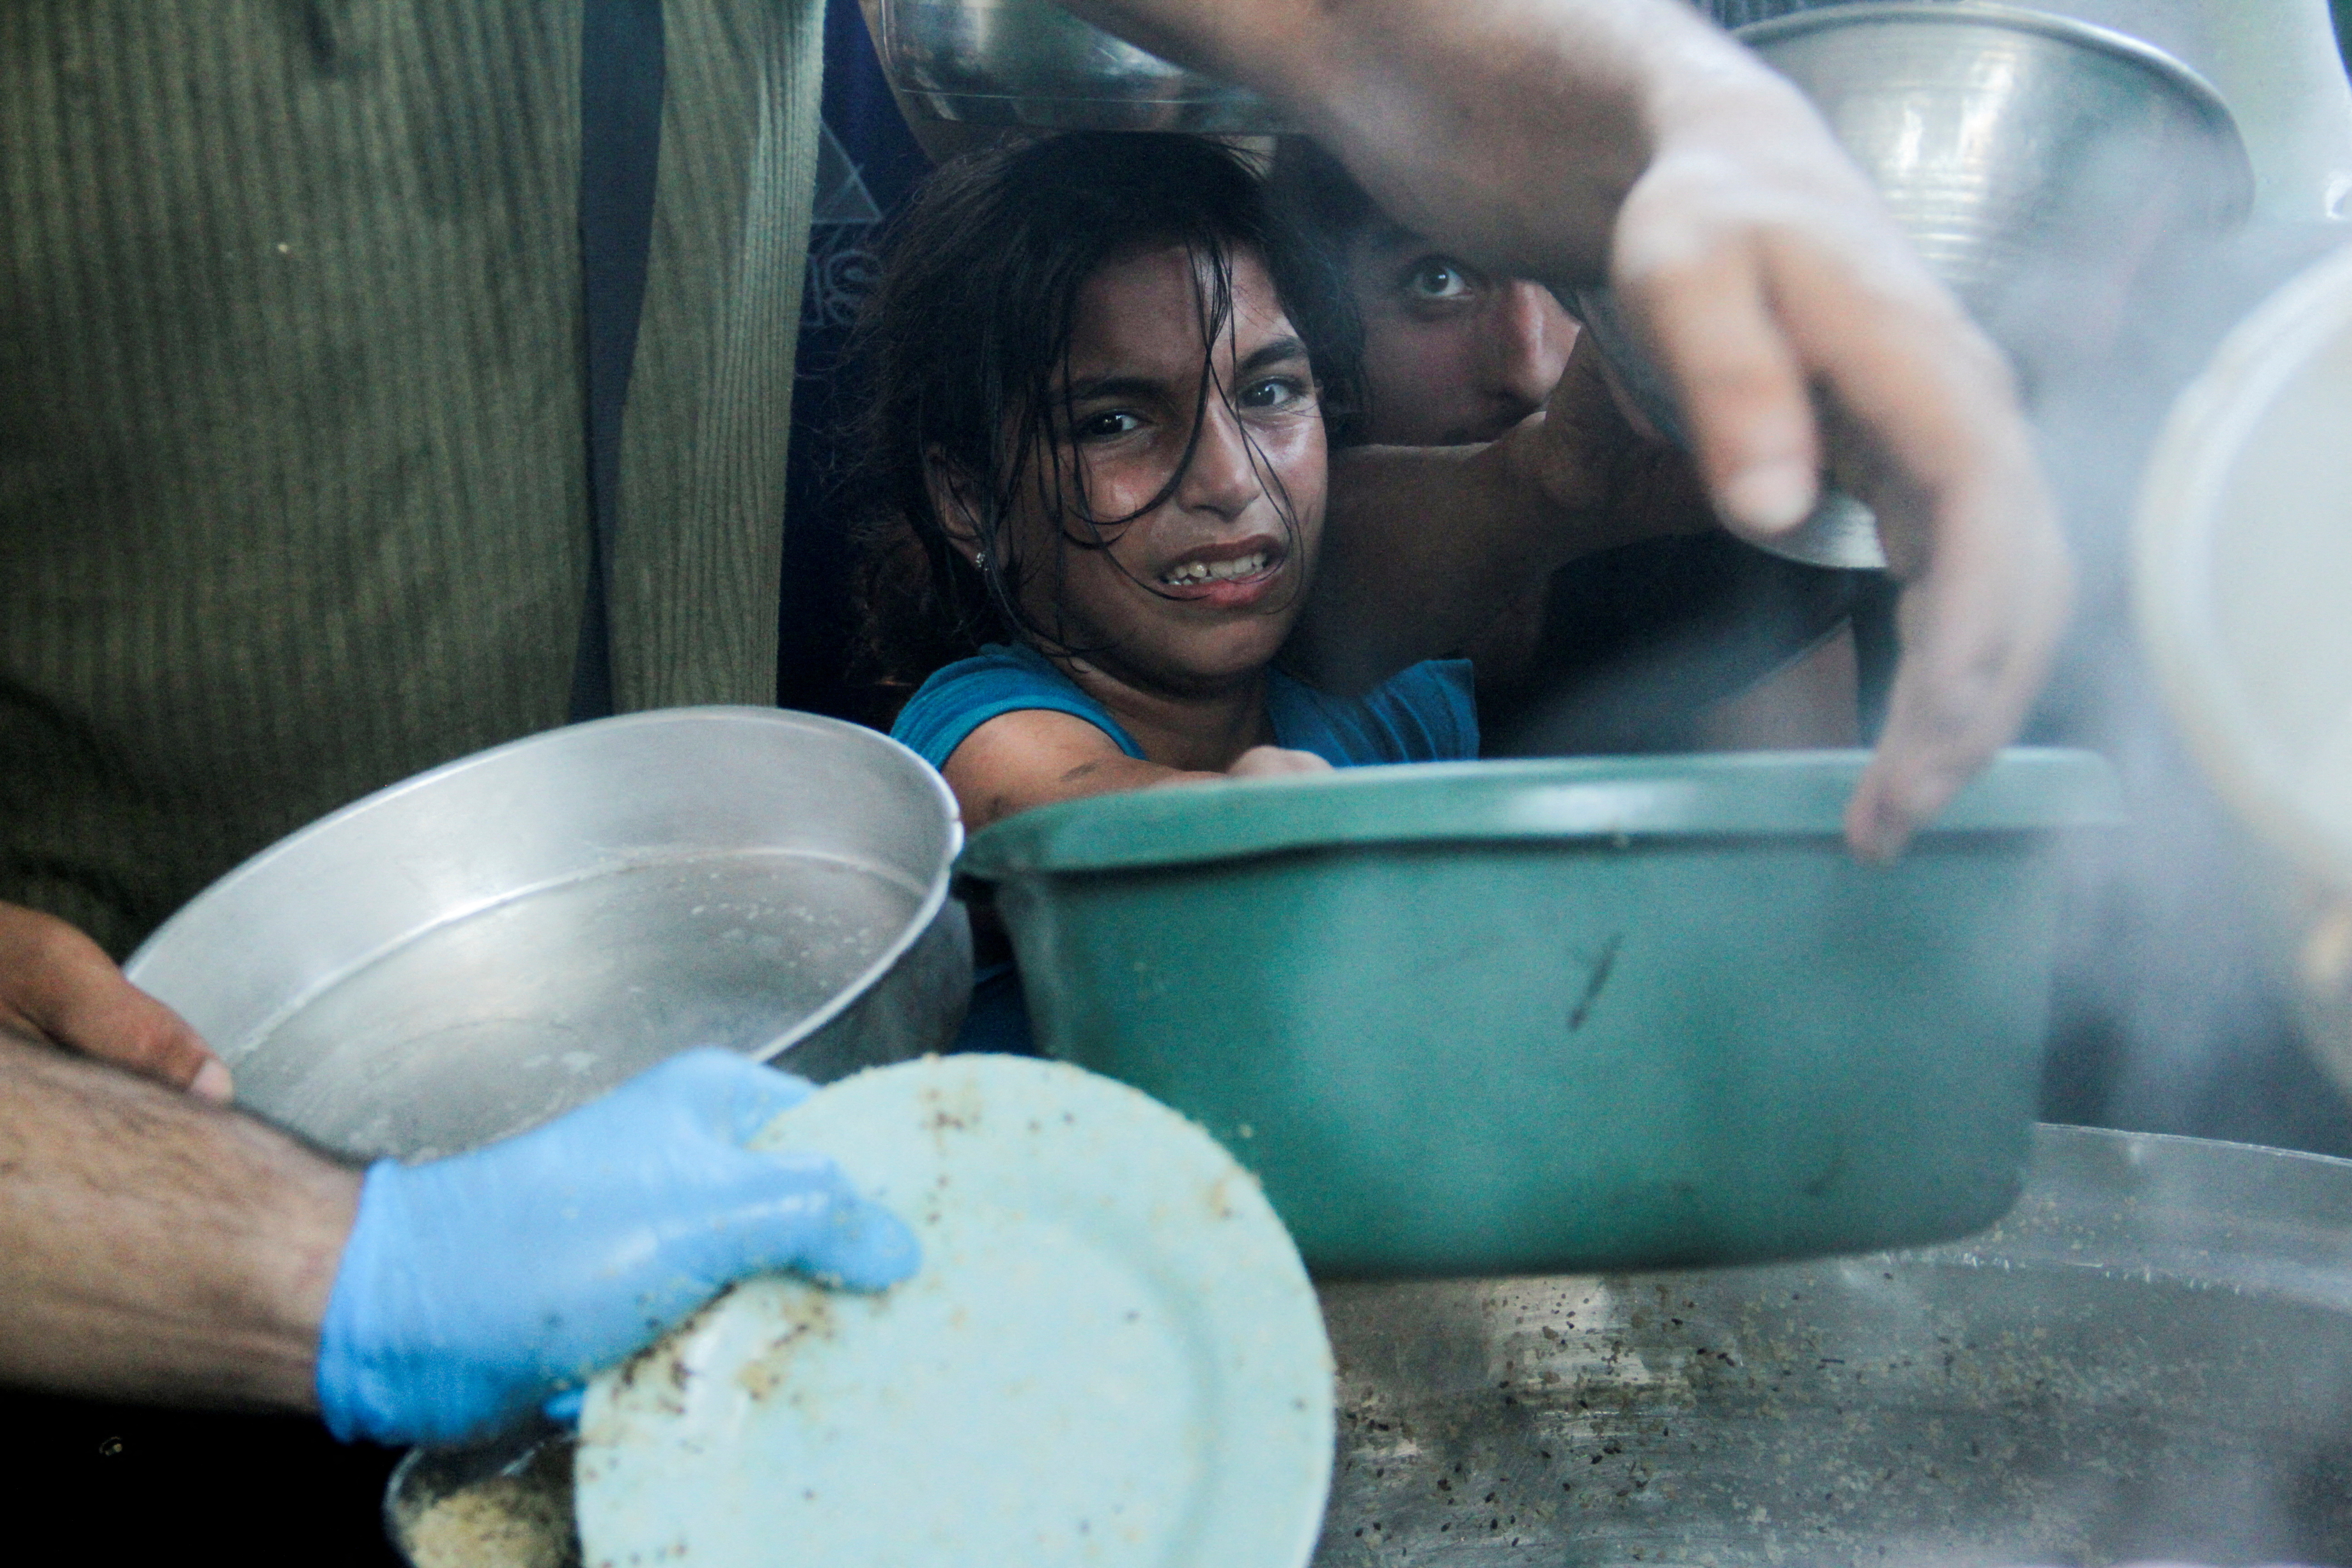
1162,552,1268,586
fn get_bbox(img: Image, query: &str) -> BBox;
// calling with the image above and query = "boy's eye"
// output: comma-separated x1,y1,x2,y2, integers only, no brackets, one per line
1403,256,1475,302
1237,375,1308,411
1075,410,1142,440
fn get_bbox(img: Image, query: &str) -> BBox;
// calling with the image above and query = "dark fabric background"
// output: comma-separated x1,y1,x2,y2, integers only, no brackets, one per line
776,0,933,720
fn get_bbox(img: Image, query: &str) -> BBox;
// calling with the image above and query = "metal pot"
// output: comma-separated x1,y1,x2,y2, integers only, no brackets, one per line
385,1122,2352,1566
125,708,971,1163
1318,1122,2352,1564
874,0,1288,131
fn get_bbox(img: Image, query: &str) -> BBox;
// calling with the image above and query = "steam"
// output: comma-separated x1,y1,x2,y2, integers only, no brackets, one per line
1715,1,2352,1154
2017,203,2352,1149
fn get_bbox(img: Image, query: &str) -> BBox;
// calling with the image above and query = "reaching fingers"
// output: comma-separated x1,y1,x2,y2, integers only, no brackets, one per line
1613,115,2068,858
676,1147,921,1295
1847,478,2072,859
1746,235,2068,857
58,983,224,1099
722,1066,817,1143
1613,188,1821,538
0,902,229,1098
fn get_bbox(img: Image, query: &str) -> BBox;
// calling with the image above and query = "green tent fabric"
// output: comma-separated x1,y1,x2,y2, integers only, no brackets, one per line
0,0,824,956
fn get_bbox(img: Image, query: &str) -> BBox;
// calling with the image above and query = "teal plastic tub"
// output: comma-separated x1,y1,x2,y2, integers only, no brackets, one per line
954,749,2120,1278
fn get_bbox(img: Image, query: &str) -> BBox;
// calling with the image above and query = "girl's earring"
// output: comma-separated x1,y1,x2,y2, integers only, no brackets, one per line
973,549,989,574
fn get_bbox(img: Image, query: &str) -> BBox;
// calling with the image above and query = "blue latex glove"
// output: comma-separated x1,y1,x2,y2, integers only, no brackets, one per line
315,1049,917,1446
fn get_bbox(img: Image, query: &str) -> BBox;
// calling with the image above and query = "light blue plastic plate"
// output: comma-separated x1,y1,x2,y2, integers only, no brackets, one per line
574,1054,1334,1568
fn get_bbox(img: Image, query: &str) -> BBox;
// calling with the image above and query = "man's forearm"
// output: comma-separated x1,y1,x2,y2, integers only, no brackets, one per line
1298,332,1706,694
1293,441,1559,693
0,1033,353,1411
1296,443,1629,693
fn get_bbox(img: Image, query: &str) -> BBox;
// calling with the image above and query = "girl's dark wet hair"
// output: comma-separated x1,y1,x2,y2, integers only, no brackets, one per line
847,132,1364,698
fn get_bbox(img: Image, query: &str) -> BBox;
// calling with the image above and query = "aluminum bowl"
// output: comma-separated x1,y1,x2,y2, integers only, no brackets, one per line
1575,0,2254,569
1745,1,2249,325
876,0,1289,131
125,708,970,1162
956,749,2120,1278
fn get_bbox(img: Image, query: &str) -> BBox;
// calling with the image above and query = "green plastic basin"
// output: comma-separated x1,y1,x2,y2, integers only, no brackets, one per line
955,749,2121,1278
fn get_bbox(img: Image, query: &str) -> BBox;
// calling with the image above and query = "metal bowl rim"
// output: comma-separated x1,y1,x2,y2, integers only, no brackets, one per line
956,746,2120,879
1736,0,2246,165
125,706,967,1061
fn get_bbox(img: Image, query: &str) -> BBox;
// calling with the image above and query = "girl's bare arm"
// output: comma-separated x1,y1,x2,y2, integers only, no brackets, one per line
942,711,1325,833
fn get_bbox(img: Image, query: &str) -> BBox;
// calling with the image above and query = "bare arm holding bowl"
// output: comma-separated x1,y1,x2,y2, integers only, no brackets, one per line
0,901,230,1096
0,1028,353,1411
1063,0,2072,857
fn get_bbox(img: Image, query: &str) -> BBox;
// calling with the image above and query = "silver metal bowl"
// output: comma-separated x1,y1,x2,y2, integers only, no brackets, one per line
876,0,1289,131
125,708,970,1163
1577,0,2255,570
1746,1,2249,324
385,1123,2352,1566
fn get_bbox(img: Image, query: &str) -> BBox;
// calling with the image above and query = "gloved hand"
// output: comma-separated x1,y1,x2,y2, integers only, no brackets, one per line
314,1049,916,1446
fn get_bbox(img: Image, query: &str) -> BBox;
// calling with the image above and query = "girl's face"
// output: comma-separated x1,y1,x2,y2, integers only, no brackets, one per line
979,243,1328,699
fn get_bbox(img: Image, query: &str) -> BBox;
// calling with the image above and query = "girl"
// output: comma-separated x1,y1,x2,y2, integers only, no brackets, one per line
847,133,1685,1047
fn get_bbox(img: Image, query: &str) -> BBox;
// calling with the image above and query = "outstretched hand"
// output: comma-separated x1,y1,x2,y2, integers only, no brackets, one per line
316,1049,919,1446
0,901,230,1098
1068,0,2071,857
1607,87,2070,858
